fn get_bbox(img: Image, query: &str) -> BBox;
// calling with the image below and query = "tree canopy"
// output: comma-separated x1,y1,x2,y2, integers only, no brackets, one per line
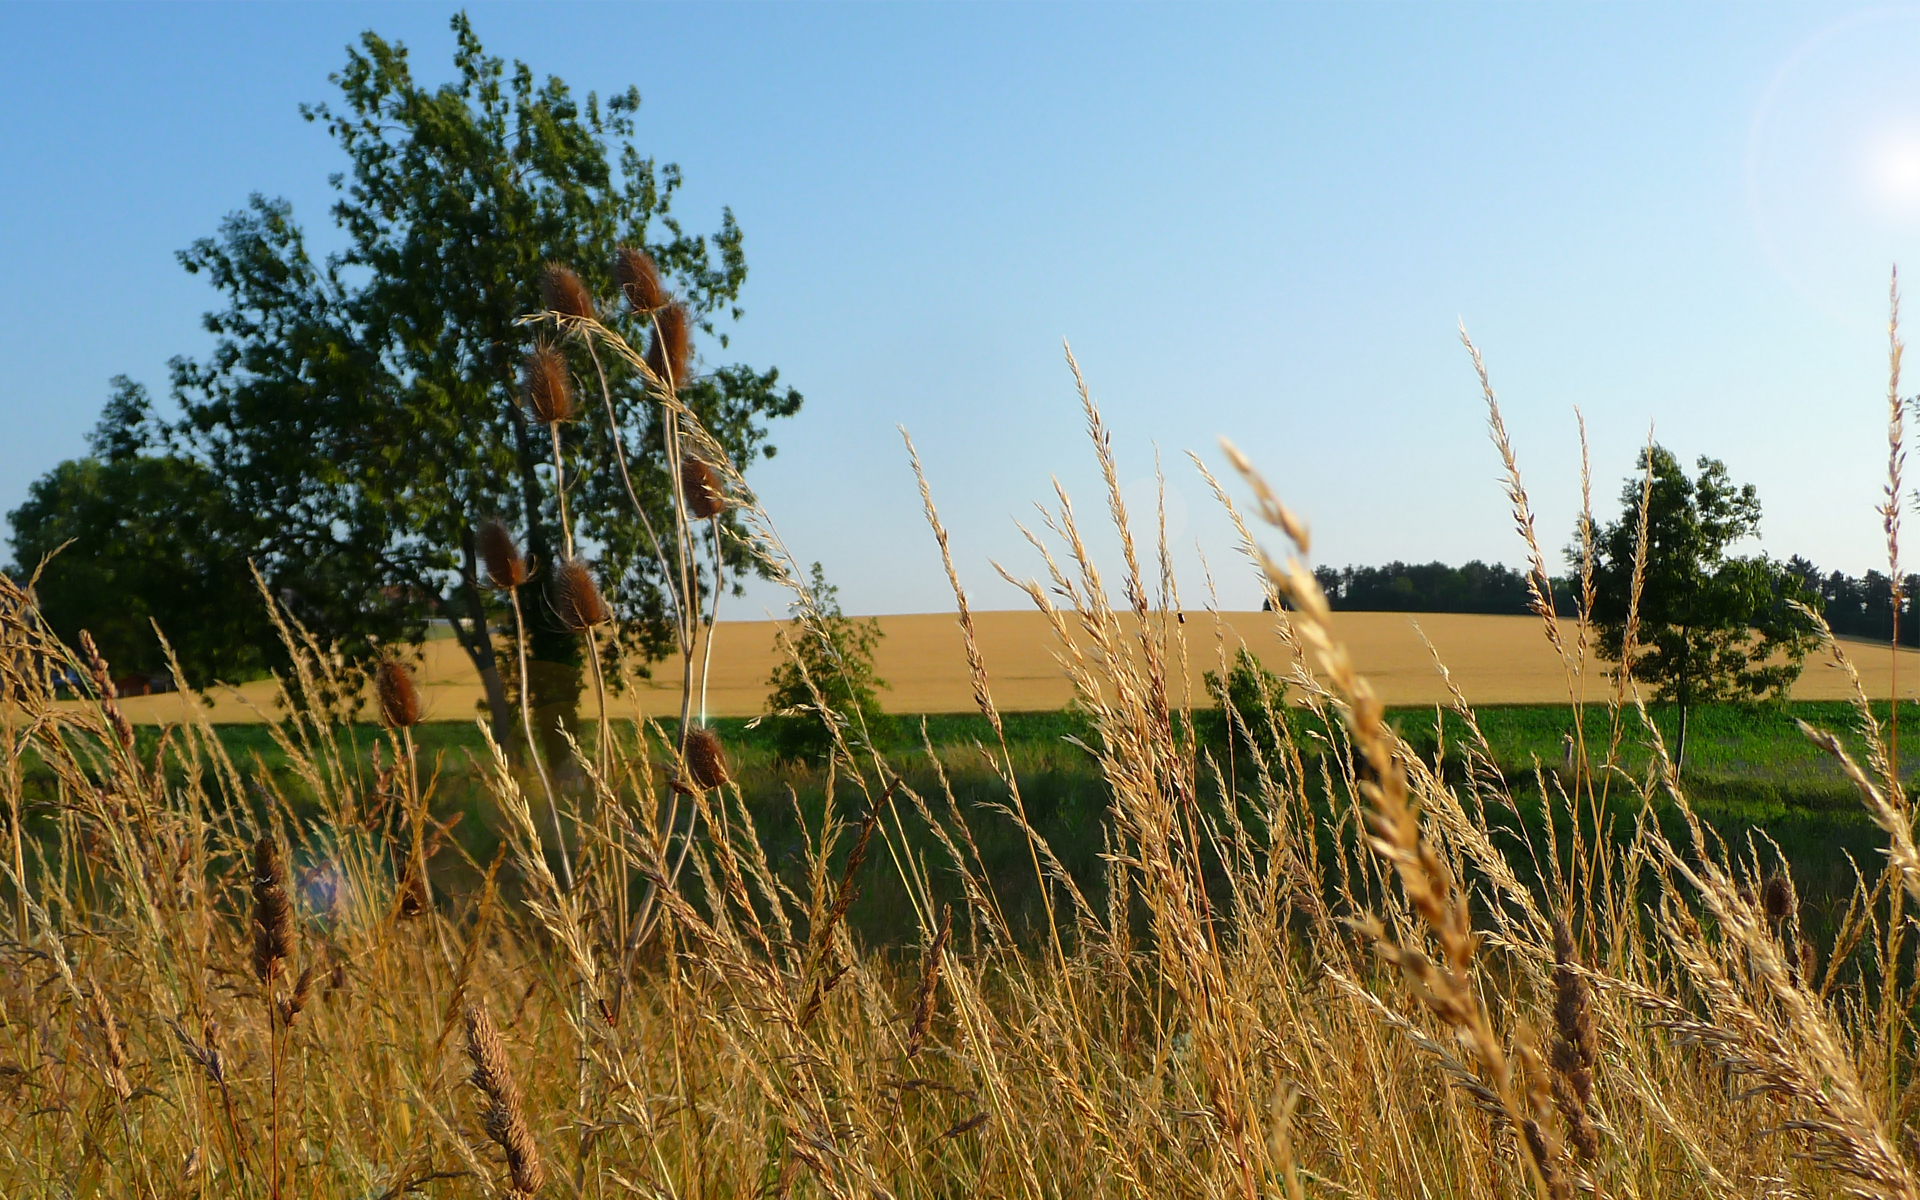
13,15,800,738
1588,444,1818,767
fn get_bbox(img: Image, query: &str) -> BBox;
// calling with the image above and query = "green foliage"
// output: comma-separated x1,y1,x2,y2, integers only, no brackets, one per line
1202,647,1288,761
6,380,273,686
1587,445,1819,765
763,564,889,764
155,14,798,738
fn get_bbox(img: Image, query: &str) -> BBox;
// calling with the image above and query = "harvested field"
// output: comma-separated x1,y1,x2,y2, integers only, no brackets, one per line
73,609,1920,723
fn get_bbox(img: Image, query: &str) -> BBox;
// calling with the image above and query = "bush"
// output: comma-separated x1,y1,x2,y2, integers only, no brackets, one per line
763,563,890,763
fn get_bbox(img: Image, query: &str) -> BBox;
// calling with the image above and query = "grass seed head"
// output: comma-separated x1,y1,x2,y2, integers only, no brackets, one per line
464,1002,544,1195
614,245,667,313
522,343,575,425
552,558,611,632
376,660,422,728
681,456,727,520
646,302,691,390
539,261,595,321
251,836,295,984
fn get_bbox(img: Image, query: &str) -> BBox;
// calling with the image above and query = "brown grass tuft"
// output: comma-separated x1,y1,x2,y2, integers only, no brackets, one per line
521,343,575,425
539,261,595,321
551,558,610,632
376,660,422,729
614,246,667,313
464,1002,544,1196
681,456,727,520
478,520,530,590
646,302,691,389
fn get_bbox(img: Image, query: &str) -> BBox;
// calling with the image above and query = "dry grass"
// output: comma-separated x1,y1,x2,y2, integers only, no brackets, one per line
7,302,1920,1200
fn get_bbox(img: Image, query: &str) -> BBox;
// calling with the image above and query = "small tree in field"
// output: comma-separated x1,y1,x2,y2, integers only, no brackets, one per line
1588,444,1819,770
764,564,888,765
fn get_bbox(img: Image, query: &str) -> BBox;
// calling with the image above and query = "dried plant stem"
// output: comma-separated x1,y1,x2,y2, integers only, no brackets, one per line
509,585,571,893
549,423,574,561
1886,268,1906,789
698,515,723,726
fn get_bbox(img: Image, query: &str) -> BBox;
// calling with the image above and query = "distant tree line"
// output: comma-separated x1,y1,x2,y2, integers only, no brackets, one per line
1297,555,1915,645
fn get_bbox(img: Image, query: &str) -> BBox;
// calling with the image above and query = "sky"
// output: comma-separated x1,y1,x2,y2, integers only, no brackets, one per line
4,2,1920,617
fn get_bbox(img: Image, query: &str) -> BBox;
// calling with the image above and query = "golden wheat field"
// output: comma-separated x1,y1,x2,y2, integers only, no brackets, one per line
71,609,1920,724
12,290,1920,1200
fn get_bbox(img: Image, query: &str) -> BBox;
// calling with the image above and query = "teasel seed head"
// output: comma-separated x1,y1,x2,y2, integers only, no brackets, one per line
551,558,611,632
539,261,595,321
614,245,667,313
376,660,422,728
478,520,529,590
681,456,728,520
464,1002,544,1195
251,836,295,985
646,302,691,390
683,725,730,791
521,343,575,425
1761,873,1792,923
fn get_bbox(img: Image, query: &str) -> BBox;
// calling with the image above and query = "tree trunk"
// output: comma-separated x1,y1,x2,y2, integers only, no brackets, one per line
508,392,584,772
1675,672,1689,778
454,525,515,750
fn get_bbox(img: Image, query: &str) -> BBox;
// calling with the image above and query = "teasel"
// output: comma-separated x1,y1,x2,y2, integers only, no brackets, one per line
1548,917,1599,1163
614,245,667,313
539,262,595,321
376,660,422,729
464,1002,544,1196
251,836,295,985
681,455,728,520
1761,872,1809,985
646,301,691,390
551,558,611,632
522,343,575,425
478,520,529,590
681,725,730,791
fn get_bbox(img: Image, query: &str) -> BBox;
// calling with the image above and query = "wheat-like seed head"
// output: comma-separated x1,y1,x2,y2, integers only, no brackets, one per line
551,558,610,632
539,262,595,321
464,1002,544,1196
614,246,667,313
251,836,295,985
522,343,575,425
478,520,529,590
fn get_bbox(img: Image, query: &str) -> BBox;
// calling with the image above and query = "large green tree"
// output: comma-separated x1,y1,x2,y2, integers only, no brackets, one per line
160,15,799,742
7,379,274,686
1588,444,1818,770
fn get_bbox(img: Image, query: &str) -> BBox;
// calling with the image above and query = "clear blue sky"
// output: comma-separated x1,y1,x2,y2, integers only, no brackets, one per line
3,2,1916,615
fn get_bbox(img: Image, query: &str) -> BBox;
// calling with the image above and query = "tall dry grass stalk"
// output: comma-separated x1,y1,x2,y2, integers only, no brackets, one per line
11,295,1920,1200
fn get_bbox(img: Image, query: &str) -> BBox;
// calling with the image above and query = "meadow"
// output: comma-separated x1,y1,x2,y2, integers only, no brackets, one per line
9,281,1920,1200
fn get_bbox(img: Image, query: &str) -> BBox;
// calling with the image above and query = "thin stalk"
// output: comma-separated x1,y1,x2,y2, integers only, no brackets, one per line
511,587,572,893
583,336,688,655
550,423,574,560
699,515,724,726
266,961,280,1200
